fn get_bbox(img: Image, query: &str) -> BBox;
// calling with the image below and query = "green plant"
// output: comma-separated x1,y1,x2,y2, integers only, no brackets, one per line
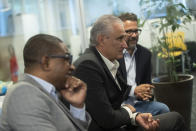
140,0,192,82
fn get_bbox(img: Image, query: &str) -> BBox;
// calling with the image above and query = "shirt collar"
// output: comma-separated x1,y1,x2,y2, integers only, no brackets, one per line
97,49,119,76
26,73,56,95
123,46,137,57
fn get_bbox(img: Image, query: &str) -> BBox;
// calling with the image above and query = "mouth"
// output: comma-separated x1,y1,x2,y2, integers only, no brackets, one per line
67,72,72,77
127,38,137,47
119,47,125,52
65,71,72,79
130,39,137,41
127,36,137,42
128,38,137,42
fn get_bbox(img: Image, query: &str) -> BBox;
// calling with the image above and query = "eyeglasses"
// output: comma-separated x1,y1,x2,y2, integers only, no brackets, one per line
125,29,142,35
48,53,73,64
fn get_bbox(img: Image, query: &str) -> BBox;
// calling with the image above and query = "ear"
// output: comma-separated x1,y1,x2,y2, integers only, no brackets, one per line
97,34,105,46
40,56,51,71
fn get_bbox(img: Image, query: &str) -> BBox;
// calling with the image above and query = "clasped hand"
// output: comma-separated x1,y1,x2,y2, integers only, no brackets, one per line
60,76,87,108
136,113,160,131
134,84,154,101
124,104,160,131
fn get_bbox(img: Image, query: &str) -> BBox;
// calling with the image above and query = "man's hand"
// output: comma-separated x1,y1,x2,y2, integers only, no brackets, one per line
134,84,154,101
136,113,160,131
60,76,87,108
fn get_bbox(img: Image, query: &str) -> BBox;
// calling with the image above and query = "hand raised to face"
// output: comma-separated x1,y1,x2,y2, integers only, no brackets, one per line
60,76,87,108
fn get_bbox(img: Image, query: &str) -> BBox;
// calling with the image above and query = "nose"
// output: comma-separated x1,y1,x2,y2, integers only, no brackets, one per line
130,32,137,37
68,64,75,75
70,64,75,71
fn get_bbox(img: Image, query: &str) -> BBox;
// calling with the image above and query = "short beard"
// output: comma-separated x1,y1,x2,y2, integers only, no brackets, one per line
127,44,136,50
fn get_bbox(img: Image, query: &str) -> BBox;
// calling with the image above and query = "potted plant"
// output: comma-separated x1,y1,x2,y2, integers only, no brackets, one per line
140,0,194,129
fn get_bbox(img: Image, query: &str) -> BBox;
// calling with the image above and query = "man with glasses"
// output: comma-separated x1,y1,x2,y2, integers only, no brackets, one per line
118,12,170,115
74,15,186,131
0,34,91,131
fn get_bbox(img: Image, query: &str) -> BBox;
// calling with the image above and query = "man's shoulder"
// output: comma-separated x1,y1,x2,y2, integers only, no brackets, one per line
74,47,100,68
5,80,39,101
5,74,49,102
137,44,151,54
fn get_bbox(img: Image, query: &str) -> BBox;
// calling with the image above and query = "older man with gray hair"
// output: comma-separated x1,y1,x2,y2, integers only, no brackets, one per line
74,15,186,131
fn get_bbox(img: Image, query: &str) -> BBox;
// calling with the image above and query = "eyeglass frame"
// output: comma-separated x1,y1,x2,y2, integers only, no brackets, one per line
48,53,73,64
125,29,142,35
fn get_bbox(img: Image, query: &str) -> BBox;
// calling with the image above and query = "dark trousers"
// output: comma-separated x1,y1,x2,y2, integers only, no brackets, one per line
127,112,187,131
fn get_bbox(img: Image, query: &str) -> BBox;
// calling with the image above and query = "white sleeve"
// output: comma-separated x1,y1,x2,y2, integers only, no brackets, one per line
129,84,136,97
70,105,86,122
121,105,138,125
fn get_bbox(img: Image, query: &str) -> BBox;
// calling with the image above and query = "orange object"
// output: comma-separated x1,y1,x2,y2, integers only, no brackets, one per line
10,56,18,82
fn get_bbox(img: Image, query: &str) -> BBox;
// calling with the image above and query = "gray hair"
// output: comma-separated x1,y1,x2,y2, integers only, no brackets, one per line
90,15,123,47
